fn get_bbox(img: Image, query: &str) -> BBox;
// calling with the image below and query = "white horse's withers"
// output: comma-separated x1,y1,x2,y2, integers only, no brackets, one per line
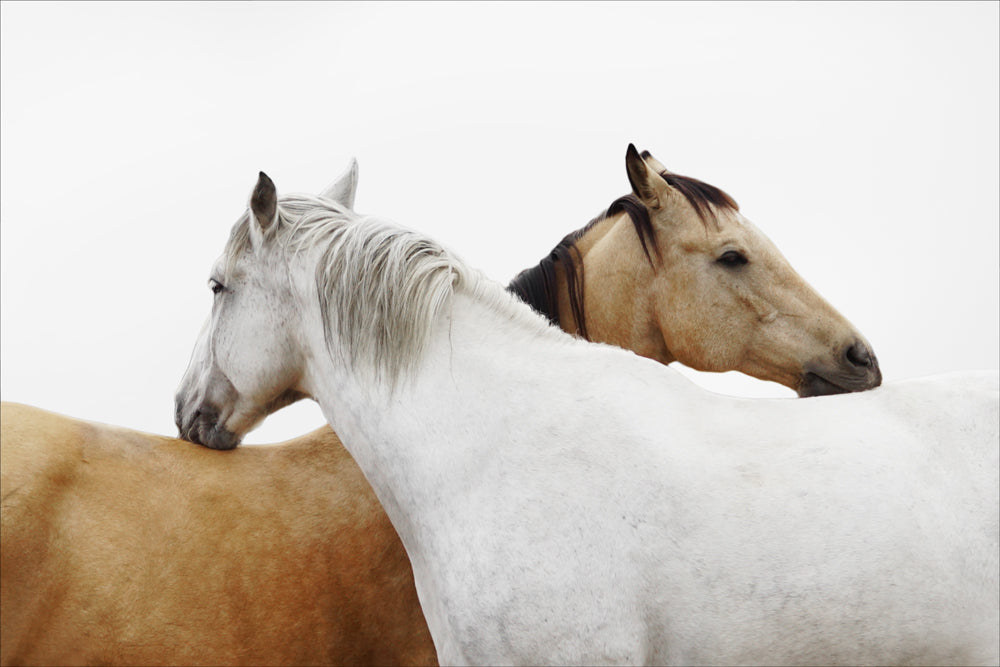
175,154,999,666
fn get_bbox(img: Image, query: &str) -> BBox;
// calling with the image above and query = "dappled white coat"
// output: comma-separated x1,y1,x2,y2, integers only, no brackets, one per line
299,284,998,666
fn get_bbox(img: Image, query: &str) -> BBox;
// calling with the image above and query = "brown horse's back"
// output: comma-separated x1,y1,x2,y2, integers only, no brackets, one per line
0,402,437,666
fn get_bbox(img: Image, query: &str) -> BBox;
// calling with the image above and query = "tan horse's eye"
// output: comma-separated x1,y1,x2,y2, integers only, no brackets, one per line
717,250,748,268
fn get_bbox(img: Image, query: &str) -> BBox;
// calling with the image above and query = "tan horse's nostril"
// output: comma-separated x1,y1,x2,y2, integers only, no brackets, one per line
845,342,874,369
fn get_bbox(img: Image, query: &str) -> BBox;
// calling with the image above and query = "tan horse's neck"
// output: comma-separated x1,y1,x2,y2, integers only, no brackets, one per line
551,211,676,365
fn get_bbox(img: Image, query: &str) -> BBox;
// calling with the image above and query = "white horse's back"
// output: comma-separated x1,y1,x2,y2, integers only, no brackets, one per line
401,324,999,664
630,371,999,665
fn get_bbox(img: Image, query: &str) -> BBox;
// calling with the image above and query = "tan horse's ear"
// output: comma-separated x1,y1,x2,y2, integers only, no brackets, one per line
625,144,681,212
251,172,278,233
639,150,669,176
320,158,359,210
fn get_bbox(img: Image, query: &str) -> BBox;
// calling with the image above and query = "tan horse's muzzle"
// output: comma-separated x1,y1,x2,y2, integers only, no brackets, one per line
798,338,882,397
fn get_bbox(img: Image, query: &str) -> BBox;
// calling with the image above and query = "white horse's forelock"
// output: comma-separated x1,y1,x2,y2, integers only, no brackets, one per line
224,192,561,389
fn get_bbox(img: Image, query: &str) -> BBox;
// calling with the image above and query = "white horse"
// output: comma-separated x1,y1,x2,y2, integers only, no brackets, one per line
175,148,999,666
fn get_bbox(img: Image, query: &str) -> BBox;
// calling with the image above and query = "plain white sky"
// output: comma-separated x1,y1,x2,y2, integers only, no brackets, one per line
2,1,997,444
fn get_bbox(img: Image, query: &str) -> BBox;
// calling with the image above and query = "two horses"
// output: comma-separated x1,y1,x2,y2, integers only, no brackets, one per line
174,146,998,665
3,149,881,665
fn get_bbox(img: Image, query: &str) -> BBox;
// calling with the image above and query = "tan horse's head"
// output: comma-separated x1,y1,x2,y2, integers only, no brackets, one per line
512,145,880,397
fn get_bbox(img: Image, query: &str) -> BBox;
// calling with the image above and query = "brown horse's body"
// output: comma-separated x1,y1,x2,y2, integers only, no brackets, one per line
0,402,436,667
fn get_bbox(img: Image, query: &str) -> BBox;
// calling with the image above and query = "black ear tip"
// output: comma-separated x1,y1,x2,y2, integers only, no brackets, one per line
253,173,277,202
625,144,645,168
251,171,278,225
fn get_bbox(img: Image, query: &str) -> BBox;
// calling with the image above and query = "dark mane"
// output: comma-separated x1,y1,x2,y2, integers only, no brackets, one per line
661,172,739,224
507,168,737,340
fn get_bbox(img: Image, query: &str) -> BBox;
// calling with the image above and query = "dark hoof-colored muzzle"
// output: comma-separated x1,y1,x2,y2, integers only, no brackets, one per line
175,400,240,450
798,339,882,397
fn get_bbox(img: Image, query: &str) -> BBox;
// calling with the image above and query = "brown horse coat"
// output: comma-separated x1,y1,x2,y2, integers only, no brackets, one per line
0,402,436,666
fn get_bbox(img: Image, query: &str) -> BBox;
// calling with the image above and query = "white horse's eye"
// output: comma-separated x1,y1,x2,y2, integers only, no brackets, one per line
208,278,226,295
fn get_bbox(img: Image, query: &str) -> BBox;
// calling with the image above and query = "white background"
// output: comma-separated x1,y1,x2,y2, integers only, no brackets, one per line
2,1,997,444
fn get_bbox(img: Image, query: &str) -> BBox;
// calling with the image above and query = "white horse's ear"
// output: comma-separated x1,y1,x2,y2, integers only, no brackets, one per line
250,172,278,237
625,144,678,211
319,158,359,210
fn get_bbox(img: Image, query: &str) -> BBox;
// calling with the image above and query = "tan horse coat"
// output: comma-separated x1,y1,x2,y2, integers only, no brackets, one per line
0,402,436,666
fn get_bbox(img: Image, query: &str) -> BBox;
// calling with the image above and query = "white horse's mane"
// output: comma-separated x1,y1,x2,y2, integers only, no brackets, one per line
224,192,563,388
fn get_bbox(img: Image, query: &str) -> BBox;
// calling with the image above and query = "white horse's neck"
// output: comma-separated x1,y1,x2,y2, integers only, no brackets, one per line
304,283,622,486
297,276,711,658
